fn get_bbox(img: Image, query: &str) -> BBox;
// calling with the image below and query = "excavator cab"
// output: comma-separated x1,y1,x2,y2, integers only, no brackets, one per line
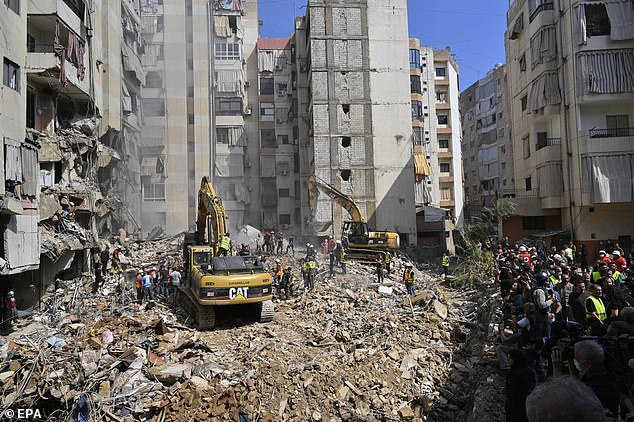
343,221,370,244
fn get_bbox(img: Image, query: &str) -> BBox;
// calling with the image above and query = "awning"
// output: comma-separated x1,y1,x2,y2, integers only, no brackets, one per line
414,152,432,179
122,44,145,82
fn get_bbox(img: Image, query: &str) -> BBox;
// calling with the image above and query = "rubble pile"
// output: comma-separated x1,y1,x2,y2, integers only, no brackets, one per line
0,242,494,421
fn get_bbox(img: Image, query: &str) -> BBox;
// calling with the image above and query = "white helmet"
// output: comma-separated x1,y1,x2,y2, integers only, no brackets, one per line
518,246,527,252
599,250,606,255
275,259,280,263
613,250,621,256
307,243,310,247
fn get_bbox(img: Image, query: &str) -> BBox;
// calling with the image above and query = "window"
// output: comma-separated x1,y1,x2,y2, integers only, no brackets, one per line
215,43,240,60
437,114,448,125
260,102,274,122
523,136,530,159
525,177,532,192
277,82,288,96
440,163,451,173
186,4,192,16
439,139,449,149
4,0,19,14
411,101,423,120
409,49,420,68
436,90,447,103
279,214,291,225
62,0,84,19
143,183,165,202
519,52,527,71
261,129,276,147
585,4,610,37
500,145,506,154
410,75,421,94
188,86,194,97
146,71,163,88
188,114,194,124
522,216,546,230
536,132,548,150
606,115,630,136
277,134,289,145
216,97,242,115
187,59,193,69
157,16,164,32
26,86,35,128
3,58,19,91
279,188,290,198
521,95,527,111
216,128,229,144
435,66,446,77
143,98,165,116
260,77,274,95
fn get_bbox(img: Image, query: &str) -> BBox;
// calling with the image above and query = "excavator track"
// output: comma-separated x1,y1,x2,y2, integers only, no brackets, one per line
345,248,387,264
176,287,216,330
257,300,275,323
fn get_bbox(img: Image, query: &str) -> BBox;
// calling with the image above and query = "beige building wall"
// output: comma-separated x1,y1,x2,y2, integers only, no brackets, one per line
505,0,634,251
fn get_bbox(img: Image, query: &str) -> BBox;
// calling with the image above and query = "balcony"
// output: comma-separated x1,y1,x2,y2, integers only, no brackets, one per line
28,0,85,38
27,45,90,99
535,136,561,151
529,2,554,23
589,127,634,139
582,128,634,155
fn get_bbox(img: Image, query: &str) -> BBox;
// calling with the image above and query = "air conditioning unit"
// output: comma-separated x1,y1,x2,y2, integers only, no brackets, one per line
300,64,307,73
280,170,288,176
244,107,252,116
277,89,286,97
293,139,299,145
245,159,252,168
275,64,283,71
244,81,251,87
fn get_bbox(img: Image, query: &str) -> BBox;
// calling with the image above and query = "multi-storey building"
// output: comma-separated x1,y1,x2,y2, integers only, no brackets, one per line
295,0,417,245
256,38,301,233
139,0,259,236
505,0,634,255
460,64,514,222
409,39,464,251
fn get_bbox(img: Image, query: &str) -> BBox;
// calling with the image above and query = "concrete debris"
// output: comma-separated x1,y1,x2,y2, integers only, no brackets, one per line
0,238,491,421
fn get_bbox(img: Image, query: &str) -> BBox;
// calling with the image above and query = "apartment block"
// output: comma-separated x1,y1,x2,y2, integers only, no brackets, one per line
256,38,301,233
409,39,464,251
295,0,416,245
460,64,514,222
505,0,634,255
139,0,259,236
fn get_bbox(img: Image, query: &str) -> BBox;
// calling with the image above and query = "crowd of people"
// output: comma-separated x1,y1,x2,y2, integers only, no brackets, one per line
133,263,182,304
492,237,634,421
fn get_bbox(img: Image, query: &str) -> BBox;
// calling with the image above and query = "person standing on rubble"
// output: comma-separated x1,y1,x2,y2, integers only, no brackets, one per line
159,266,169,297
276,233,284,255
442,252,450,279
340,250,347,275
169,267,181,295
4,291,17,328
308,257,317,289
403,263,415,296
334,240,343,265
112,247,122,274
100,245,110,276
376,259,384,283
141,271,154,301
256,234,263,254
218,233,232,256
385,252,392,276
300,258,309,290
286,235,294,256
280,267,294,300
329,252,336,278
135,269,144,302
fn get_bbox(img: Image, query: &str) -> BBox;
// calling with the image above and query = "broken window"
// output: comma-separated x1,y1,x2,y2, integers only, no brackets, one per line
341,104,350,115
521,95,528,111
278,188,290,198
142,98,165,116
26,86,35,129
341,136,351,148
523,136,531,159
437,114,448,125
435,66,446,78
340,169,351,181
519,52,527,71
277,135,289,145
279,214,291,225
143,182,165,202
585,4,610,37
4,0,19,14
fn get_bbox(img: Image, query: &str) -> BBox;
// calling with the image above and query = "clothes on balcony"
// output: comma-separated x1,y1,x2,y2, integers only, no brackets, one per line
21,144,39,197
214,16,232,37
4,138,23,184
537,162,563,198
605,1,634,40
216,70,242,94
258,50,275,72
576,49,634,95
530,25,557,68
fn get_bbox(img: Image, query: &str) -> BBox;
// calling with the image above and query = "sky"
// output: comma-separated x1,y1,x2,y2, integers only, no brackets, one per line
257,0,509,90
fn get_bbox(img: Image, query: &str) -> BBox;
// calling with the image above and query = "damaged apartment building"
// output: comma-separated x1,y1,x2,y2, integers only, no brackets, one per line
294,0,417,245
0,0,145,307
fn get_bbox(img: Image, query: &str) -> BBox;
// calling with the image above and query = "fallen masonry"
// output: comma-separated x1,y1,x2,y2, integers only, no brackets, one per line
0,239,496,421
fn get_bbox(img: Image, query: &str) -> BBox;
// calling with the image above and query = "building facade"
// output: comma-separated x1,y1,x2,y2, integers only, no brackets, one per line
139,0,259,236
295,0,417,245
505,0,634,254
409,39,464,251
256,38,301,233
460,64,514,222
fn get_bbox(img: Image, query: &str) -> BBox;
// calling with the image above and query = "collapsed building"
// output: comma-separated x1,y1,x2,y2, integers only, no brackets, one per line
0,0,145,308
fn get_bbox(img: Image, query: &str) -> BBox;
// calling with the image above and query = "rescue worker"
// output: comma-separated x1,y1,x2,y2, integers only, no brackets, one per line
385,252,392,275
280,267,294,300
141,272,154,302
218,233,232,256
592,262,608,283
276,233,284,255
612,250,628,272
329,252,336,278
239,243,250,256
274,259,283,284
286,235,294,256
4,291,17,329
518,246,531,265
135,267,145,302
376,259,384,283
441,252,449,278
340,250,347,275
403,263,415,296
609,263,625,284
300,258,310,290
308,257,317,289
585,285,607,323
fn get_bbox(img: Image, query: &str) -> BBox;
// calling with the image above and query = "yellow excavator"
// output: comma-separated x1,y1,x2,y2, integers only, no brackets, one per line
308,177,400,262
176,177,274,329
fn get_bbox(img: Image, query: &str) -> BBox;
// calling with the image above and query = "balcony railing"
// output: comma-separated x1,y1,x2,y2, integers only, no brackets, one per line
535,137,561,150
589,127,634,138
529,2,554,23
499,189,538,198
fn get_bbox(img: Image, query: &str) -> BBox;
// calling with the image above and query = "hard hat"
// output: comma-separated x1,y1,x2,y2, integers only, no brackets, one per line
519,246,527,252
7,291,14,296
536,272,549,283
405,262,413,267
613,250,621,256
275,259,280,263
599,250,606,255
553,254,562,261
336,240,342,244
307,243,310,247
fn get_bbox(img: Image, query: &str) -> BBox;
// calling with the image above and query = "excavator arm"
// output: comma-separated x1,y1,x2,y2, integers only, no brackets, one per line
196,176,228,253
308,176,365,222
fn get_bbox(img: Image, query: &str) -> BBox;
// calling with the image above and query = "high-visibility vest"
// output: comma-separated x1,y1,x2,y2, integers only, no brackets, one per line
442,256,449,267
592,271,602,282
308,260,316,269
403,269,414,284
585,295,607,321
301,263,309,272
613,271,624,283
220,235,231,250
385,254,391,264
549,275,560,286
340,253,347,264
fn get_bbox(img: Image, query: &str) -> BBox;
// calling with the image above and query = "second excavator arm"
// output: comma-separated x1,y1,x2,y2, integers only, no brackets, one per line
196,176,228,253
308,177,365,222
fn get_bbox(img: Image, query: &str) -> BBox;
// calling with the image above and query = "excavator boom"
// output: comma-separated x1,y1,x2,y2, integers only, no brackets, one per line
195,176,228,254
308,177,365,222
